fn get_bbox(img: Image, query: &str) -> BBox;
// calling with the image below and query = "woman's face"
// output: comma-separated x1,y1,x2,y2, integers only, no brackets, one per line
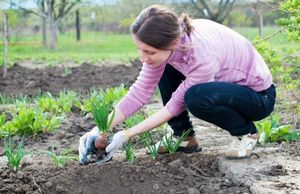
132,35,174,67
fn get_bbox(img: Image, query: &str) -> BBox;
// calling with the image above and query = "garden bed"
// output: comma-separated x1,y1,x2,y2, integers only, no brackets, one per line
0,62,252,194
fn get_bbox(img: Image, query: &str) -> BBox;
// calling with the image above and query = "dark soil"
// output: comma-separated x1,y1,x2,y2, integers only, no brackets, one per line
0,62,250,194
0,60,141,97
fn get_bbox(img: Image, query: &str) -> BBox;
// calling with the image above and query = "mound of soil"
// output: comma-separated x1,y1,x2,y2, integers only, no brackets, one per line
0,153,249,194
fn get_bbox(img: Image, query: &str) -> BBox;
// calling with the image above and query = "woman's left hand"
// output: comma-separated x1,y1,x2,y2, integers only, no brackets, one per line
99,130,129,164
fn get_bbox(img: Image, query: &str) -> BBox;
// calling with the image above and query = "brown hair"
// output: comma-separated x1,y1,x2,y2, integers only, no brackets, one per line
131,5,194,50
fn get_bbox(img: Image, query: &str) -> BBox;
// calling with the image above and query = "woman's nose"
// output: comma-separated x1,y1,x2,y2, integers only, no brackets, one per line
140,52,149,63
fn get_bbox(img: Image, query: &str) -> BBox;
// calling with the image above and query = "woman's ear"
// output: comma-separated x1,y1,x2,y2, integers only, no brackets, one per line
170,38,179,50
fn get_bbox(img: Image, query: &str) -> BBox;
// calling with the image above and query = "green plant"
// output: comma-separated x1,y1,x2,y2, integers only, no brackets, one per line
36,94,59,115
124,112,145,128
0,112,6,128
0,93,37,105
162,128,192,154
256,114,300,145
56,91,77,113
125,140,135,163
276,0,300,43
4,136,27,172
139,131,160,160
123,113,146,163
62,67,72,76
80,85,127,113
0,122,16,138
102,84,127,106
41,148,77,168
11,107,41,135
36,91,77,115
7,106,62,135
91,102,115,134
79,89,105,113
43,114,64,133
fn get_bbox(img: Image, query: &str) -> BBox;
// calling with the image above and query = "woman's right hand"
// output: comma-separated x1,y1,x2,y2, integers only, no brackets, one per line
78,126,100,165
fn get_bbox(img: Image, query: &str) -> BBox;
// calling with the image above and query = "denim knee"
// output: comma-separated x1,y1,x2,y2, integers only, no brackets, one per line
185,85,206,113
184,85,196,110
185,84,220,114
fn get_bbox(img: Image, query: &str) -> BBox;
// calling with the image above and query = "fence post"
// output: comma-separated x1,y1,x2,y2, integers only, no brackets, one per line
76,9,81,41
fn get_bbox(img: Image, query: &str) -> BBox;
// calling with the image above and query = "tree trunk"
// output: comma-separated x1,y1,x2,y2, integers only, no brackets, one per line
42,0,47,47
2,13,8,78
42,17,47,47
49,21,57,49
76,9,80,41
48,2,56,50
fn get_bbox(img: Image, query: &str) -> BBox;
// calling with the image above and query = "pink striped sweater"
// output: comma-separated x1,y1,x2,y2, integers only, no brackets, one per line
116,19,273,118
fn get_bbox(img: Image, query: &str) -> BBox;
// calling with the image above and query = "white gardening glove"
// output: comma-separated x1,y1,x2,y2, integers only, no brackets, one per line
97,130,129,164
79,126,100,165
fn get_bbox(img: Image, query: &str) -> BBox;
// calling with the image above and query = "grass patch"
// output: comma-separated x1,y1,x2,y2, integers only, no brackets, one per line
7,32,137,65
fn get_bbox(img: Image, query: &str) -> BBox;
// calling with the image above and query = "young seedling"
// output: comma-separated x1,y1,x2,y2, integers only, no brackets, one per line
4,135,27,172
139,131,160,160
125,140,135,163
41,148,77,168
162,128,192,154
123,112,145,162
91,101,115,160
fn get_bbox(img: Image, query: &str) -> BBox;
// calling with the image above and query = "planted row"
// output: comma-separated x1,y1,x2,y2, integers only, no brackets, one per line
0,85,127,138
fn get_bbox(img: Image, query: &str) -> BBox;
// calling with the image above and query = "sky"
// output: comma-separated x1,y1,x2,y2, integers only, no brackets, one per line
2,0,251,9
1,0,119,9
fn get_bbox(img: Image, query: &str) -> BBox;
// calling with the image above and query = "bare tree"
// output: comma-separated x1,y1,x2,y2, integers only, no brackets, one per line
190,0,236,23
9,0,81,49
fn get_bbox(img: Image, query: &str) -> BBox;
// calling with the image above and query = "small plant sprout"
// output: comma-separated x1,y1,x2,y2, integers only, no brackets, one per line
162,128,192,154
41,148,77,168
123,113,145,163
4,135,27,172
139,131,160,160
91,102,115,134
91,101,115,160
125,140,135,163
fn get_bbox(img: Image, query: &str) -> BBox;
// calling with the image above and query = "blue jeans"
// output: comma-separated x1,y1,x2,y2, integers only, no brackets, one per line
158,64,276,137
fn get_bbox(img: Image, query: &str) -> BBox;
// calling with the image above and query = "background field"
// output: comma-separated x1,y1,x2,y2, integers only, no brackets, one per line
4,26,296,65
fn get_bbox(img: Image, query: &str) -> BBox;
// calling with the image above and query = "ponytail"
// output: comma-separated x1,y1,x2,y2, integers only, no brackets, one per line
179,13,194,36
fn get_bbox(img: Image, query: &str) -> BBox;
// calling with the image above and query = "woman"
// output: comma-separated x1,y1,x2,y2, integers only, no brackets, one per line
79,4,276,164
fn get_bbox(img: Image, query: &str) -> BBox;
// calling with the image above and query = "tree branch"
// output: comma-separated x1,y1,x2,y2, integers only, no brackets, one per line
257,0,287,13
190,0,206,18
217,0,224,17
219,0,235,23
199,0,213,17
9,1,47,18
252,26,286,44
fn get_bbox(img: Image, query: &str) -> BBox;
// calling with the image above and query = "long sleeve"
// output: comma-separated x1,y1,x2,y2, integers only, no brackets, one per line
116,63,166,118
